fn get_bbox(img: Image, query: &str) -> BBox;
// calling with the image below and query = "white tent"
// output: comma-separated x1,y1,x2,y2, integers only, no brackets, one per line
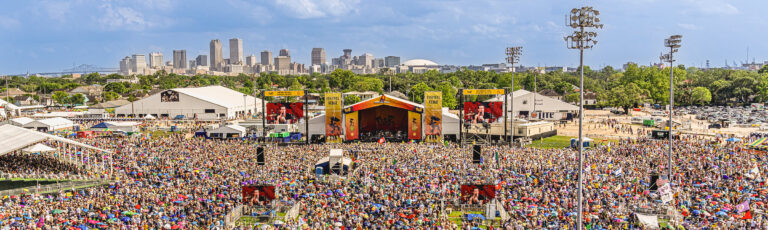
23,143,56,153
144,114,156,119
208,124,246,138
23,117,75,132
0,124,111,156
9,117,34,126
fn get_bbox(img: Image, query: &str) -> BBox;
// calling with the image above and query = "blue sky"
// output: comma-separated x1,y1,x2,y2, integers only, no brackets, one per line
0,0,765,74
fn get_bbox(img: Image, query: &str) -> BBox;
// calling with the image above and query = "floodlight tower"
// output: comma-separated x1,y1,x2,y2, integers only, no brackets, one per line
505,46,522,147
564,6,602,230
660,35,682,181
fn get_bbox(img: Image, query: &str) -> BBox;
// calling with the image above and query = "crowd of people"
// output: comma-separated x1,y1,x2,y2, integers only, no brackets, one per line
0,129,766,229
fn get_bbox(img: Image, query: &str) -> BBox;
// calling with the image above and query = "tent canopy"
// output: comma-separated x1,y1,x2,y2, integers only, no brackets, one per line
23,143,56,153
0,124,111,156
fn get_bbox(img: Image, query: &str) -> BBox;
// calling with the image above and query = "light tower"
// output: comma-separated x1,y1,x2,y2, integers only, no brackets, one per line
660,35,681,181
564,6,602,230
505,46,522,147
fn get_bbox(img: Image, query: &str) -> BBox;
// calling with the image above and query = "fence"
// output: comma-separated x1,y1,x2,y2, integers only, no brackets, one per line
0,179,109,197
223,205,244,228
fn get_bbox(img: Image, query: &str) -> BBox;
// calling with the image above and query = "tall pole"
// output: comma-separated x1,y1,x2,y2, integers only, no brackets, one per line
305,89,309,144
262,91,266,142
565,6,602,230
662,35,681,181
506,47,522,147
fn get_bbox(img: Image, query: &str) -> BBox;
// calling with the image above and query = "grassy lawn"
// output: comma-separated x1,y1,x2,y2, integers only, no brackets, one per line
528,136,574,149
0,180,58,190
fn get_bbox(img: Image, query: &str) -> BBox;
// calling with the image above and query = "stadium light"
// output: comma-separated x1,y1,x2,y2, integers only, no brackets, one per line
660,35,682,181
505,46,522,147
564,6,602,230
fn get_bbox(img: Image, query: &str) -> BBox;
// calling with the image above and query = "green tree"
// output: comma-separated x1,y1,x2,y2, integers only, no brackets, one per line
435,82,458,109
69,93,86,105
3,96,14,104
103,91,120,102
408,82,433,103
690,87,712,105
104,82,127,94
52,91,69,105
343,95,361,105
606,83,647,113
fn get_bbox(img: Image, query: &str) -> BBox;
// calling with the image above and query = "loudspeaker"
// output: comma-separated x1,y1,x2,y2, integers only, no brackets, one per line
257,147,265,165
649,173,659,191
472,145,481,164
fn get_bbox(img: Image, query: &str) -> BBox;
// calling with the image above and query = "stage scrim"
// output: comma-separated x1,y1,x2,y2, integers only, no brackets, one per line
325,92,343,143
424,91,442,142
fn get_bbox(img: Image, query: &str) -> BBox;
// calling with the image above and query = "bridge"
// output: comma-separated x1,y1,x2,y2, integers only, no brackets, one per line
5,64,119,77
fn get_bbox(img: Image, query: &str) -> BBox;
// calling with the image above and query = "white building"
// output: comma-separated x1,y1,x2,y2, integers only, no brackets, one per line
486,89,579,121
114,85,262,120
23,117,75,132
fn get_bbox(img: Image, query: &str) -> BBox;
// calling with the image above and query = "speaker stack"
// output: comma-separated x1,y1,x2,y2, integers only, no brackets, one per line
257,147,265,166
472,145,481,164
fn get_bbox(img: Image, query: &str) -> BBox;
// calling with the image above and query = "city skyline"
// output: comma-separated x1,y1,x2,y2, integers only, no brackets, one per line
0,0,766,74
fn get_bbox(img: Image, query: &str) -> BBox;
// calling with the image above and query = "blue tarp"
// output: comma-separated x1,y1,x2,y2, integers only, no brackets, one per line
91,122,109,129
466,214,485,221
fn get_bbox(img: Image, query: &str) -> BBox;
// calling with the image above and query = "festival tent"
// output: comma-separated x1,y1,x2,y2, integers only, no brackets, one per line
194,129,208,138
208,124,246,138
726,137,742,142
747,137,767,148
0,124,111,156
23,143,56,153
23,117,75,132
9,117,34,126
91,122,139,133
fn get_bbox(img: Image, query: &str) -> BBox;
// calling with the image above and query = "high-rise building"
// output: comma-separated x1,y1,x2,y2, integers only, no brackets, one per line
173,50,187,69
385,56,401,67
196,55,208,66
149,52,163,69
358,53,374,67
246,55,258,67
275,56,290,71
229,38,243,65
311,48,326,65
279,49,290,57
119,56,133,75
210,39,223,71
131,54,146,74
260,50,272,66
374,58,385,68
343,49,352,58
189,60,196,68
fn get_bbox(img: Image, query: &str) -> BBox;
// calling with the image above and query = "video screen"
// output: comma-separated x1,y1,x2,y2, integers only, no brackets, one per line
242,185,276,206
266,103,304,124
463,102,504,124
460,184,496,205
160,90,179,102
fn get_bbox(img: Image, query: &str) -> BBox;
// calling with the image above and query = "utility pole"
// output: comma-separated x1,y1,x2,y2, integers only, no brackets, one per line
565,6,603,230
661,35,682,181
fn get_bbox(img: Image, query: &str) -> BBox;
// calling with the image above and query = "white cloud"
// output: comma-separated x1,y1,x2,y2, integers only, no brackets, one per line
678,23,700,30
97,3,151,31
682,0,739,15
42,0,73,23
0,15,20,29
138,0,173,10
227,0,272,24
274,0,360,19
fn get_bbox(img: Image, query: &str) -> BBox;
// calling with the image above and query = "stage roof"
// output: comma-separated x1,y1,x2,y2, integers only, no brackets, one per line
343,94,423,113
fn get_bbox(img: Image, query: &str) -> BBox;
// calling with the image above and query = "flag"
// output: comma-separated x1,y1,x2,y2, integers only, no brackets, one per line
742,210,753,220
378,137,386,144
736,200,750,213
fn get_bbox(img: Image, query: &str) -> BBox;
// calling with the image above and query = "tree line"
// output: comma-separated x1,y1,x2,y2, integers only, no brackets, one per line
3,64,768,110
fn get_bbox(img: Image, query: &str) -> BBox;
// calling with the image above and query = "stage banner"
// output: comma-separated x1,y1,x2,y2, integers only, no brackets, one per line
264,90,304,97
408,111,421,140
266,103,304,124
325,93,343,143
462,89,505,95
345,111,359,140
424,91,442,142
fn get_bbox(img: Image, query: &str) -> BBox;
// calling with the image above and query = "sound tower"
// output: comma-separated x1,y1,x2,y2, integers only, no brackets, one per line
257,147,265,165
472,145,481,164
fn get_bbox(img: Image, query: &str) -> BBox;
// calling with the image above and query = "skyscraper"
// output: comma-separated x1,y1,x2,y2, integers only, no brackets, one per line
275,56,290,71
311,48,326,65
131,54,146,74
229,38,243,65
246,55,258,67
173,50,187,69
149,52,163,69
385,56,401,67
279,49,290,57
260,50,272,65
196,55,208,66
343,49,352,58
358,53,374,67
210,39,223,71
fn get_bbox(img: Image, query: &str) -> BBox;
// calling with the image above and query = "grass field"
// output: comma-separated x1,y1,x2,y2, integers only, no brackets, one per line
528,136,618,149
0,180,58,190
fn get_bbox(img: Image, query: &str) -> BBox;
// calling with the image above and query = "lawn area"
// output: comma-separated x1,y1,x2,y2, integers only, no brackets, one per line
528,136,574,149
528,136,618,149
0,180,57,191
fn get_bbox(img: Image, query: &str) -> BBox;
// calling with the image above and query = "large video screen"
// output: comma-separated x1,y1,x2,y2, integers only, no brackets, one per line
242,185,276,206
460,184,496,205
160,90,179,102
463,102,504,124
266,103,304,124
